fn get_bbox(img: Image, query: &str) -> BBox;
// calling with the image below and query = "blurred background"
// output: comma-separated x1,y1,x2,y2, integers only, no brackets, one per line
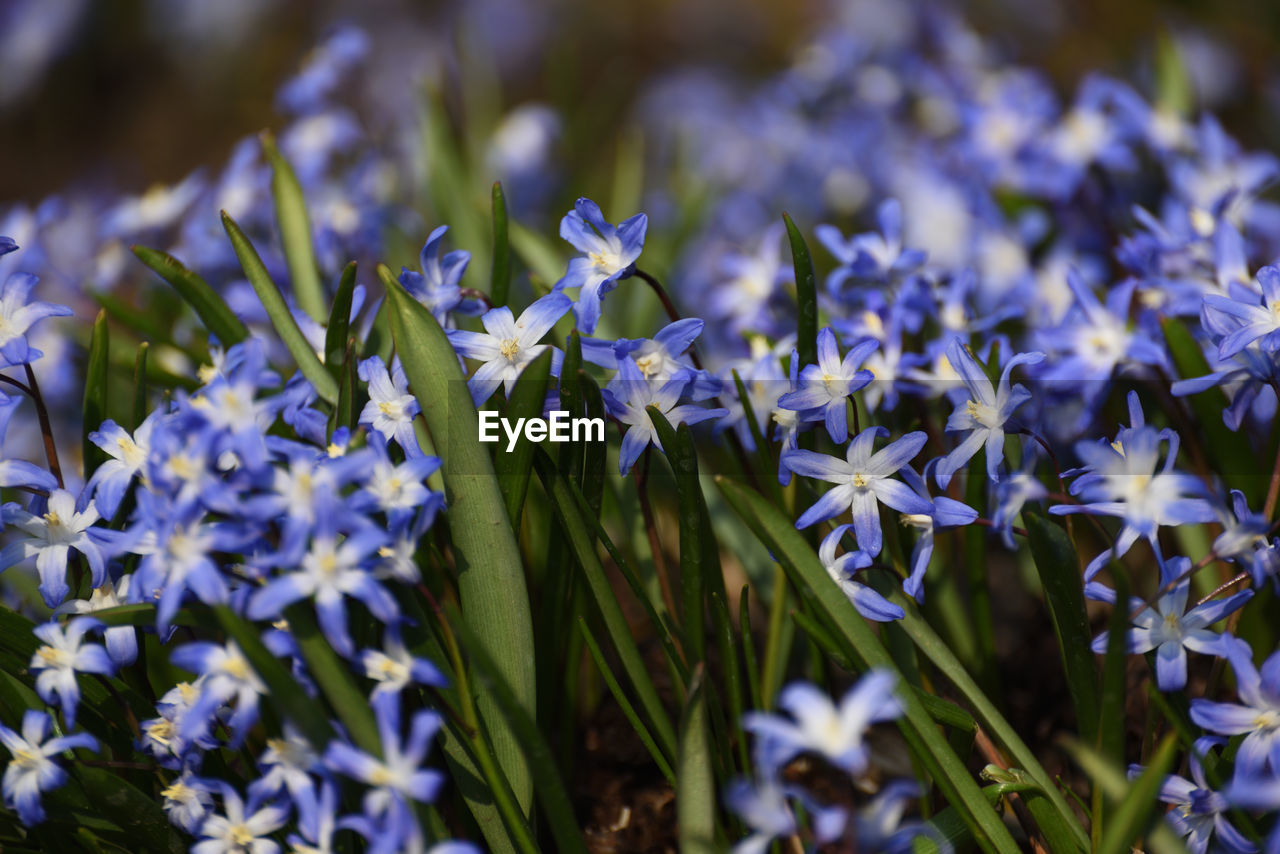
4,0,1280,203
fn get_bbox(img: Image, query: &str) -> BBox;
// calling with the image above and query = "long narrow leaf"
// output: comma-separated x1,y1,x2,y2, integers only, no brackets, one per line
782,213,818,368
131,246,248,345
324,261,358,375
716,477,1022,854
1026,513,1099,746
262,133,326,321
1065,735,1186,854
677,667,716,854
535,452,678,760
382,265,535,815
495,350,552,525
82,309,109,477
491,182,512,306
221,212,339,404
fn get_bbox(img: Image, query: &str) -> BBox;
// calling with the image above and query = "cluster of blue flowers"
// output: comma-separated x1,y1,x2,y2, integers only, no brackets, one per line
2,1,1280,850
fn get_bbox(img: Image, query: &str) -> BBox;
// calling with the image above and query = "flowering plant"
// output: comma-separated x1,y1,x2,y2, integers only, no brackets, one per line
1,5,1280,853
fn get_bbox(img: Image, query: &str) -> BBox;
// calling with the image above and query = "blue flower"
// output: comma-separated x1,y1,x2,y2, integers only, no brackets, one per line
0,393,57,492
776,327,876,443
1050,392,1217,579
358,355,423,457
448,292,571,405
0,710,97,826
601,356,727,474
934,338,1044,489
399,225,480,328
1,489,109,607
0,272,72,367
553,198,647,333
1090,557,1252,692
742,670,901,775
247,512,396,659
1204,265,1280,359
192,783,289,854
1190,636,1280,777
818,524,902,622
29,617,114,727
603,318,720,400
362,625,448,698
0,236,15,256
816,198,925,290
1132,737,1258,854
783,427,932,554
169,641,266,748
723,776,846,854
276,25,370,116
325,694,445,821
898,462,979,601
160,771,215,833
1212,490,1280,589
83,414,157,519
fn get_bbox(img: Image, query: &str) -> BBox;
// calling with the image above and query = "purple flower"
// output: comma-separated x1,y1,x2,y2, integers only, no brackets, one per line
553,198,647,333
783,427,932,555
934,338,1044,489
448,292,571,405
398,225,478,328
742,670,901,775
776,327,876,443
601,356,726,474
1132,737,1257,854
1090,557,1252,692
1190,636,1280,777
1,489,109,607
1204,265,1280,359
0,272,71,367
0,710,97,826
29,617,114,727
818,525,902,622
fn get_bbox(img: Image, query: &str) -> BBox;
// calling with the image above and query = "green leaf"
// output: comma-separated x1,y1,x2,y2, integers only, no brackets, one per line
491,182,512,306
709,590,749,771
211,605,335,750
1025,513,1098,746
782,213,818,368
324,261,358,375
535,452,678,761
132,342,150,431
1099,733,1180,854
509,220,564,288
495,349,553,526
648,409,714,666
454,617,589,854
131,246,248,345
382,265,535,815
1066,735,1186,854
716,478,1022,854
83,309,109,478
262,133,326,321
221,211,338,404
72,768,184,854
285,604,382,755
876,579,1091,853
578,619,677,786
677,667,717,854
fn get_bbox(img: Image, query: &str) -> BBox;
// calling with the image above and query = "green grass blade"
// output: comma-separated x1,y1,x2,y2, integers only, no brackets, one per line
1026,513,1099,746
578,619,676,786
491,182,512,306
677,666,717,854
535,452,678,760
284,604,382,755
495,349,552,526
709,590,749,772
221,212,339,404
716,477,1022,854
324,261,358,375
1098,733,1180,854
1066,735,1186,854
131,245,248,345
879,581,1091,852
382,265,535,815
82,309,109,477
648,409,709,666
782,213,818,368
455,616,589,854
132,342,150,430
262,133,326,321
